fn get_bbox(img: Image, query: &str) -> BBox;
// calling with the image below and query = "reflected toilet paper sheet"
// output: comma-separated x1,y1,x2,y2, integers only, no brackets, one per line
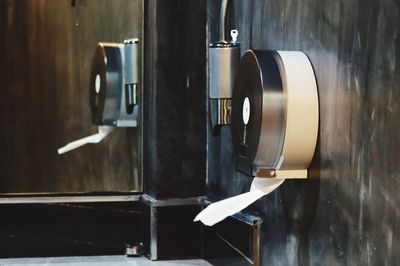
57,126,114,154
194,177,285,226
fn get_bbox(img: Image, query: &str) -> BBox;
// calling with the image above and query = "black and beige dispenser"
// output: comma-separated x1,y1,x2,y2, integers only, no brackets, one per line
231,50,319,179
90,39,139,127
195,50,319,226
197,1,319,227
58,38,140,154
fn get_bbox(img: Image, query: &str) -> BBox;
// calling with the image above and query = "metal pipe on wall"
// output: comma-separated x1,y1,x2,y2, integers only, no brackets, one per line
219,0,228,42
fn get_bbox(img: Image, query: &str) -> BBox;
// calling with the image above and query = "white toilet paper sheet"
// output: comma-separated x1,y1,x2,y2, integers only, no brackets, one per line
194,177,285,226
57,126,114,154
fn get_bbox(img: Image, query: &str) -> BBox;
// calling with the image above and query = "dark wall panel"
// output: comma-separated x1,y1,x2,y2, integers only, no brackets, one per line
207,0,400,265
0,202,143,258
0,0,142,193
144,0,206,199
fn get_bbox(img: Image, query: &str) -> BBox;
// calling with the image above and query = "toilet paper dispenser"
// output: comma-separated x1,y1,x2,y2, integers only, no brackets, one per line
207,0,318,178
197,0,319,226
58,38,140,154
231,50,319,179
208,46,319,179
90,39,139,127
196,49,319,226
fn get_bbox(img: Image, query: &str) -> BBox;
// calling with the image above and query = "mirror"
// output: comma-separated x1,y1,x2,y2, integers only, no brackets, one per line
0,0,143,196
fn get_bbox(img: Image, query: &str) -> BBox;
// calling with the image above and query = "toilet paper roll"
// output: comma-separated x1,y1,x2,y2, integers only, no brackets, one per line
57,126,114,154
194,177,284,226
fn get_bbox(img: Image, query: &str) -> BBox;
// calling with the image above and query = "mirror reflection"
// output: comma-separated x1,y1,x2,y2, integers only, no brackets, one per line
0,0,143,195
